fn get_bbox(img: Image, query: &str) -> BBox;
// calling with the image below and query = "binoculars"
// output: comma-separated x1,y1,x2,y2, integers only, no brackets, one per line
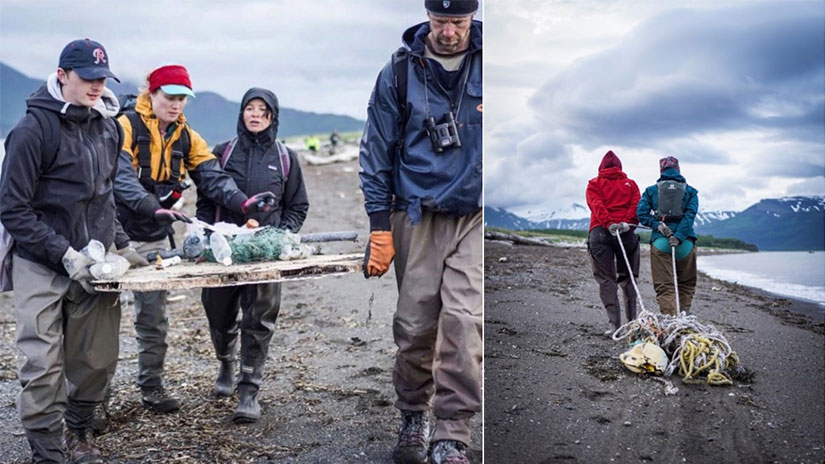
425,111,461,153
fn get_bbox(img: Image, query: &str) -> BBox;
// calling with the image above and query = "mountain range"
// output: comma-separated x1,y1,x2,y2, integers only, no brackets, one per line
0,62,365,143
485,195,825,251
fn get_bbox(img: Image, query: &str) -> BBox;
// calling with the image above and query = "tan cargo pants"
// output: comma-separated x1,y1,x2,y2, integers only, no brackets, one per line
13,254,120,462
390,209,482,446
650,245,697,315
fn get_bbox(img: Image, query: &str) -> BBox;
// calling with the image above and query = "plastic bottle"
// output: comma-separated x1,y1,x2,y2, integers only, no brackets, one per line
90,254,130,279
210,233,233,266
81,240,106,263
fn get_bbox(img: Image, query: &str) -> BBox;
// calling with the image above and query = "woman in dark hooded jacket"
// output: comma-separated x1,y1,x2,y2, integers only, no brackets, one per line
196,87,309,423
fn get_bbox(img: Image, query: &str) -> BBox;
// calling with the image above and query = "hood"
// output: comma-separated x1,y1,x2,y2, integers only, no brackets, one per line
599,150,622,171
237,87,279,145
134,92,187,124
401,19,483,56
36,73,119,119
658,168,686,183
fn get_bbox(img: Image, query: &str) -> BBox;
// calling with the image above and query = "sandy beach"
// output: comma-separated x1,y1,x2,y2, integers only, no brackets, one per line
484,240,824,464
0,152,482,463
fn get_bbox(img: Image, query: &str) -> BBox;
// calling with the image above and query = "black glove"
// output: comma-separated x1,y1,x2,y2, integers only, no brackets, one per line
241,192,277,215
154,208,191,225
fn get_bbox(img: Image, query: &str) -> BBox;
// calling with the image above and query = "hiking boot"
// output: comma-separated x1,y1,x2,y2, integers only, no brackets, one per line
231,384,260,424
65,428,103,464
214,359,236,397
392,410,430,464
140,386,180,413
430,440,469,464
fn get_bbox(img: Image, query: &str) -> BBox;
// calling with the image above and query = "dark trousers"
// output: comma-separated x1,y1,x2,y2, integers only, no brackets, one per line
201,283,281,389
587,227,640,329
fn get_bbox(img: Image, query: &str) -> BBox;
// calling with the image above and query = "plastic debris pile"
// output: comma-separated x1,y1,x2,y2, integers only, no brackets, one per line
613,311,743,386
201,227,316,264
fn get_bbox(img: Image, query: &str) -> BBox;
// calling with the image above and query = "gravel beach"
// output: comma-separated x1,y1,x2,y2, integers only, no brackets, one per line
484,240,824,464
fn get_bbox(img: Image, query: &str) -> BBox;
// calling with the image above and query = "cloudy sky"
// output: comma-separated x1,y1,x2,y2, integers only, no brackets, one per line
0,1,433,119
485,0,825,217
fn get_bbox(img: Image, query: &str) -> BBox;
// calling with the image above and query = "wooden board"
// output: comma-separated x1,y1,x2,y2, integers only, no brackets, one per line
92,253,362,292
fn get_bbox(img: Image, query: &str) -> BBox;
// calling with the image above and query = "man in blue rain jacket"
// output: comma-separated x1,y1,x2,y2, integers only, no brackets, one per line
359,1,482,463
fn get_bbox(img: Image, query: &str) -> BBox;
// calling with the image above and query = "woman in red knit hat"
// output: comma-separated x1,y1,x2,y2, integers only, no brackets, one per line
113,64,277,415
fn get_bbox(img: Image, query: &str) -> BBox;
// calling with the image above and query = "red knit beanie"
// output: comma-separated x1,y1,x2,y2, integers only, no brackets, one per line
148,65,193,93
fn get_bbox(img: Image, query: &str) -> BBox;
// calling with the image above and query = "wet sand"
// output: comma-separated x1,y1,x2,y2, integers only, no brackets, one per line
484,240,824,464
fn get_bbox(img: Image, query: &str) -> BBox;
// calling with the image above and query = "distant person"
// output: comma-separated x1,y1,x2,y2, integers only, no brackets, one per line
305,135,320,153
114,64,277,414
585,150,641,335
0,38,137,463
329,129,342,153
359,1,482,463
196,87,308,423
637,156,699,314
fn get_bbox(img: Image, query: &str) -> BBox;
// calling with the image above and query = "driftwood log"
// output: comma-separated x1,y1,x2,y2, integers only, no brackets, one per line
484,231,552,247
92,253,362,292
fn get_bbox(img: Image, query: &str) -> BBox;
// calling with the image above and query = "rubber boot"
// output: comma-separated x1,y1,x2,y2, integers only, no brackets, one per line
210,327,238,397
231,359,264,424
214,359,237,397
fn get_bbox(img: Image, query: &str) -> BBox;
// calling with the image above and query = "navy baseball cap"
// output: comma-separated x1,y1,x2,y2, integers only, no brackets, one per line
58,39,120,83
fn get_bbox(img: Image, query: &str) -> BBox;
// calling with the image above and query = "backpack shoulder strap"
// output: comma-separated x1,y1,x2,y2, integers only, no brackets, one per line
125,111,153,183
220,137,239,168
170,124,191,180
27,107,60,173
391,47,409,132
275,140,290,179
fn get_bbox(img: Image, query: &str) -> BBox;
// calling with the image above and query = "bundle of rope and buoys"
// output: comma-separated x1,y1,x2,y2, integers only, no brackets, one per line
609,227,749,387
612,311,744,385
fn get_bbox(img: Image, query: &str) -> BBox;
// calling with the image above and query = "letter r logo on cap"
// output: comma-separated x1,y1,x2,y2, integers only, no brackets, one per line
93,48,106,64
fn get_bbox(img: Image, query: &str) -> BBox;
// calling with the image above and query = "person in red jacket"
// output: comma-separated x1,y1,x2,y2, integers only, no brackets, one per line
585,150,641,335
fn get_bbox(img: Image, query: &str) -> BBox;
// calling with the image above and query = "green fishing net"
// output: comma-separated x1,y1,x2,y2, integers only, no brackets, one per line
201,227,305,264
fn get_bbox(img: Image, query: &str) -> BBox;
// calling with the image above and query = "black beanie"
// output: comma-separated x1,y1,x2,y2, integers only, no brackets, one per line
425,0,479,16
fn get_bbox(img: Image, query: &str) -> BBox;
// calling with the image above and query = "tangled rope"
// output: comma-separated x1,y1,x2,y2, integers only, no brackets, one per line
612,310,740,385
612,229,742,386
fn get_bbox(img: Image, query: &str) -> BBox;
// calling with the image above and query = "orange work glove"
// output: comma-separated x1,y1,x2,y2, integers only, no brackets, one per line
364,231,395,277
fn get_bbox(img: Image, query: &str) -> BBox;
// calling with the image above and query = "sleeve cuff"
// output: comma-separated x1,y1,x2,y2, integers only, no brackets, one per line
136,195,162,218
368,211,391,231
228,191,248,214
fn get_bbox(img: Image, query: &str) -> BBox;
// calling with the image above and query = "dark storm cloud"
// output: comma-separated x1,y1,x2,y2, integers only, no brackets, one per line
528,2,825,156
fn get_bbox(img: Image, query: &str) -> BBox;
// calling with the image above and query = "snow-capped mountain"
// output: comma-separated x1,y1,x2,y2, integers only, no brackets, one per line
694,210,739,227
522,203,589,223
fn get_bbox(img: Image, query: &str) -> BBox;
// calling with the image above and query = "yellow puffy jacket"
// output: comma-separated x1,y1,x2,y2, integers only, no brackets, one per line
118,93,215,182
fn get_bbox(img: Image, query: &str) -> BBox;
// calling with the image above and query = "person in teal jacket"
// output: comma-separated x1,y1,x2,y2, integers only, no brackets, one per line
637,156,699,314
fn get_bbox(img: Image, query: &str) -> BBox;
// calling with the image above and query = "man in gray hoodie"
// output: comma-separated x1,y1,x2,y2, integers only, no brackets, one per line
0,39,142,463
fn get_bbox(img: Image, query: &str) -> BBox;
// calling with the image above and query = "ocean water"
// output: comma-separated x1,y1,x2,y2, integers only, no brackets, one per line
697,251,825,306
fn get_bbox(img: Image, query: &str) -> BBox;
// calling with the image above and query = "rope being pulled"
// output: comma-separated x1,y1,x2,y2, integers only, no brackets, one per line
612,311,740,385
611,229,742,386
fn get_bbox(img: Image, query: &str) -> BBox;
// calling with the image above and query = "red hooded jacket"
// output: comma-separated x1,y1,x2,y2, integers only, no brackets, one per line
586,151,641,231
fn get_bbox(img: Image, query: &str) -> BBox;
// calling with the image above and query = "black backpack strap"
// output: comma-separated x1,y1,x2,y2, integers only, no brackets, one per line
170,124,191,180
28,108,60,173
392,47,410,134
125,111,153,183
